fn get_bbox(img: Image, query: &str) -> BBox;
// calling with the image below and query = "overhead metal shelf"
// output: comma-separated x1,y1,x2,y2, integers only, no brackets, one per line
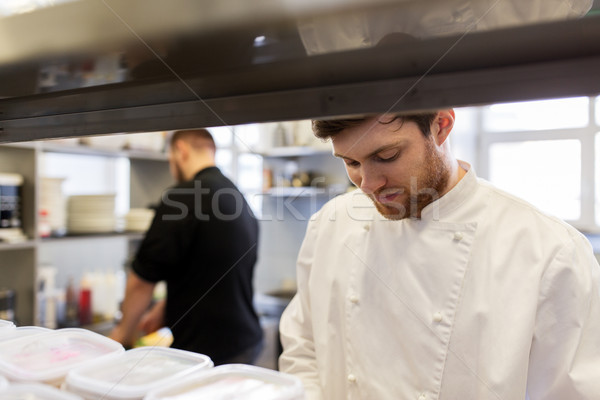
0,1,599,143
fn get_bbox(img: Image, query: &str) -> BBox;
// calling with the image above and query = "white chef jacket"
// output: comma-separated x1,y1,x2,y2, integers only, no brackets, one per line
279,162,600,400
298,0,592,55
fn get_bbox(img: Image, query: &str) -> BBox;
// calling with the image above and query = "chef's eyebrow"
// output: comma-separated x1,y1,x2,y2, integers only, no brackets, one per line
334,141,406,160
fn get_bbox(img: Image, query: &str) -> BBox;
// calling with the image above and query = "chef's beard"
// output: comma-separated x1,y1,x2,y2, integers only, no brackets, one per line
371,139,450,220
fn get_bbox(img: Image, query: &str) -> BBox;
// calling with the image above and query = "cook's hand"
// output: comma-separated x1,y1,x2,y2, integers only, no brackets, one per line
109,324,136,348
138,298,166,334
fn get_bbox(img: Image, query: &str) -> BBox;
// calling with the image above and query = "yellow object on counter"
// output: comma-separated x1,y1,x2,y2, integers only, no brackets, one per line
135,327,173,348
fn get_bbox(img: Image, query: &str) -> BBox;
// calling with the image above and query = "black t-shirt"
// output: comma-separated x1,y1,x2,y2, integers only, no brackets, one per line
132,167,263,363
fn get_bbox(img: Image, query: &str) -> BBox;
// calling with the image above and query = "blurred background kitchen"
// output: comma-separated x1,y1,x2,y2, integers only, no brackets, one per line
1,0,600,372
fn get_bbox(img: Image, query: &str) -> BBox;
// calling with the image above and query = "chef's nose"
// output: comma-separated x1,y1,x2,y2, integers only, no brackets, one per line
359,165,385,194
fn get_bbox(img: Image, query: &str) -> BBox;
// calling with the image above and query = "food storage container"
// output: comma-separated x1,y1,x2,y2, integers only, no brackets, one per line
144,364,305,400
0,326,50,342
0,382,84,400
65,347,213,400
0,320,14,332
0,328,124,387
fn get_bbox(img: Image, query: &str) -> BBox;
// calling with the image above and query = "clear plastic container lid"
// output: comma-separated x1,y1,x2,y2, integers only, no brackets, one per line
144,364,305,400
0,382,84,400
0,328,124,385
65,347,213,400
0,326,51,342
0,320,15,331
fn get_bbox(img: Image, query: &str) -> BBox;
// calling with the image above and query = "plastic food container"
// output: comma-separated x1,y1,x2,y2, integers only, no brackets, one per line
0,320,15,332
65,347,213,400
0,326,51,342
0,328,124,387
144,364,305,400
0,382,84,400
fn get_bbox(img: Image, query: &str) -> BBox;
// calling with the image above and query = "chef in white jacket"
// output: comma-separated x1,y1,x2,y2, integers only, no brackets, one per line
279,110,600,399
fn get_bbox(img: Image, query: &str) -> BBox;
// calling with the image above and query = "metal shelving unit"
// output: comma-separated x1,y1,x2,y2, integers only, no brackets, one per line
0,142,170,325
0,2,599,142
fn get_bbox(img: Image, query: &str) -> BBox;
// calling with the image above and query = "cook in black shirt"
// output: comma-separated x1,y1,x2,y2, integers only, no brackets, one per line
110,129,263,365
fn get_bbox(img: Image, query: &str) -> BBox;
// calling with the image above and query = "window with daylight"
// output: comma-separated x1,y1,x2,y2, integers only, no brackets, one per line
482,97,589,132
474,95,600,231
489,140,581,221
208,124,264,215
596,95,600,125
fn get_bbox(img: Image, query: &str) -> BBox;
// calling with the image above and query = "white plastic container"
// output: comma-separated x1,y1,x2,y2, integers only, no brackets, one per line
0,326,51,342
65,347,213,400
0,328,124,387
144,364,305,400
0,320,15,332
0,382,84,400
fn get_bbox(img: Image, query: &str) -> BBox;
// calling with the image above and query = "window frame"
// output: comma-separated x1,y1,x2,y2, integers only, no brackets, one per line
477,95,599,232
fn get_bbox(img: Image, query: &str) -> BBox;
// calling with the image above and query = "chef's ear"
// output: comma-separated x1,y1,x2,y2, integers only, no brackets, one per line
433,109,455,146
173,138,190,159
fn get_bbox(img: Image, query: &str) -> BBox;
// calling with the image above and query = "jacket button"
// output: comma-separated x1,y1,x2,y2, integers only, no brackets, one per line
433,312,443,323
363,224,370,232
349,294,359,304
347,374,357,383
453,231,463,241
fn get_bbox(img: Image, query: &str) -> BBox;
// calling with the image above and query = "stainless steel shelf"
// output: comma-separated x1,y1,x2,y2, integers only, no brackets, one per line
39,232,144,243
39,142,168,161
1,15,600,143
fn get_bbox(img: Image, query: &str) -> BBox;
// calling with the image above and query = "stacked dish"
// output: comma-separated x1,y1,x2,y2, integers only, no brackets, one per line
0,228,27,243
67,195,116,234
124,208,155,232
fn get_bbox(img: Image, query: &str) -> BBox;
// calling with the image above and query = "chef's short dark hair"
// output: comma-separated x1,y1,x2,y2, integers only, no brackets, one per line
171,128,216,151
312,113,437,140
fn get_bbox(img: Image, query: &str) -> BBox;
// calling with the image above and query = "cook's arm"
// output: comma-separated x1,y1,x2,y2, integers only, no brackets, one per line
109,270,156,347
526,232,600,398
279,217,324,400
138,297,166,334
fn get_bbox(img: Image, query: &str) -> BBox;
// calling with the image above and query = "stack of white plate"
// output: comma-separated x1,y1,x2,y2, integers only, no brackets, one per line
124,208,155,232
40,177,67,235
67,194,116,234
0,228,27,243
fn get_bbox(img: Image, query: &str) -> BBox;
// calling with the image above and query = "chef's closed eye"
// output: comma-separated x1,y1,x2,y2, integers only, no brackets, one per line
375,149,400,162
343,158,360,167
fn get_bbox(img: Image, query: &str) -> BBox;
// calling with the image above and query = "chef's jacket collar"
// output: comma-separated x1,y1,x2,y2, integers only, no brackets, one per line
420,160,476,221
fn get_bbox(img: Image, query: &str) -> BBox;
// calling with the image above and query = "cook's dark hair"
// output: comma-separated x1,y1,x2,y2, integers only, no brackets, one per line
171,128,216,150
312,113,437,139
